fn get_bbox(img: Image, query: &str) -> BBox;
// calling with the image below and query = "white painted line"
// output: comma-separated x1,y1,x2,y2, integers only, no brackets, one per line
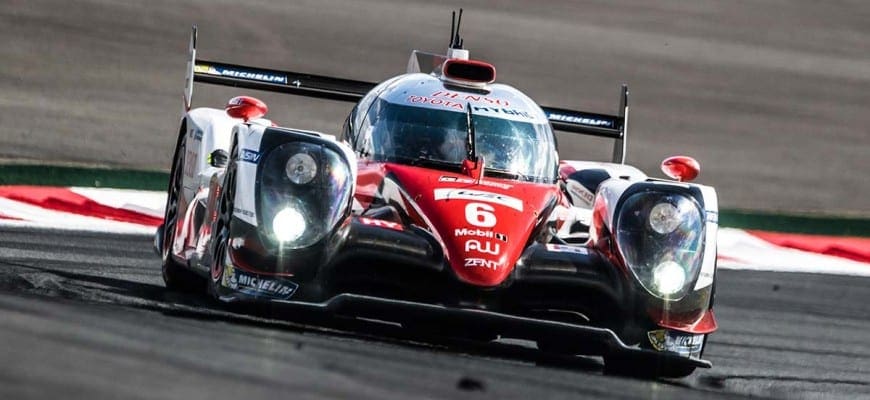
717,228,870,276
0,197,156,235
70,187,166,219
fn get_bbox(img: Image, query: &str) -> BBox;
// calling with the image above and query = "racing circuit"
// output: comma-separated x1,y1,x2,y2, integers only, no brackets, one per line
1,1,870,399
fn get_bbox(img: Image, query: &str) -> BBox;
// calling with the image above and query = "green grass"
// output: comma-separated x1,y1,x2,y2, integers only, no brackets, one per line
1,164,867,236
0,164,168,191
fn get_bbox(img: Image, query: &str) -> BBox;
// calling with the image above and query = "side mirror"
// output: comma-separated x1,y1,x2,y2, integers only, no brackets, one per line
661,156,700,182
226,96,268,121
208,149,229,168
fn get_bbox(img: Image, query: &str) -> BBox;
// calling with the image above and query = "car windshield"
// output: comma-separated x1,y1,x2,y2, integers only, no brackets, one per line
360,99,556,182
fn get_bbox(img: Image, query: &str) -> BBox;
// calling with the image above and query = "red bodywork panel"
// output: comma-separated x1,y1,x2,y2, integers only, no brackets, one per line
650,308,718,335
355,161,559,287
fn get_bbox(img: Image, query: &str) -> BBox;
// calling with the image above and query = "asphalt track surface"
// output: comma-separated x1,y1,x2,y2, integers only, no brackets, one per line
0,226,869,399
1,0,869,214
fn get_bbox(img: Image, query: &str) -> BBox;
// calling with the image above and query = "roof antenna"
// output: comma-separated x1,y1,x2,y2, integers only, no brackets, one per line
449,10,456,48
453,8,464,49
447,9,469,60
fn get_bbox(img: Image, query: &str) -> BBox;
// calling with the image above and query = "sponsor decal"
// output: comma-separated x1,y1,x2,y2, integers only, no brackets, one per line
196,64,288,84
547,112,614,128
566,180,595,207
438,176,512,190
545,243,589,255
433,188,523,211
187,128,203,141
222,262,298,300
358,217,404,231
454,227,508,242
465,239,500,255
183,149,197,177
233,207,254,218
407,95,464,110
647,329,704,357
464,258,500,270
472,106,534,120
431,90,510,107
239,148,260,164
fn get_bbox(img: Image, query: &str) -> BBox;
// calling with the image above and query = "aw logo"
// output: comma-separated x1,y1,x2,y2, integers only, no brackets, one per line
239,149,260,164
464,239,500,255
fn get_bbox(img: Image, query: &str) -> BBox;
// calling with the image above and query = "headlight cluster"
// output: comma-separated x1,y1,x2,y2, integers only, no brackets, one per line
259,141,352,249
615,193,704,300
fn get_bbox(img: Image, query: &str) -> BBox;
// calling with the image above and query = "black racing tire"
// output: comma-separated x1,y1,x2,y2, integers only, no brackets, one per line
161,124,205,293
207,139,238,298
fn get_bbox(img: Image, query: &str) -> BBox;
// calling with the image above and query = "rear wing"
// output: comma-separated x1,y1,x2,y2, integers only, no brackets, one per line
184,27,630,163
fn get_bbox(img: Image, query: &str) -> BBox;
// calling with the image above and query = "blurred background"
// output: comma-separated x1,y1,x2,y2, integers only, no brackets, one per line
1,0,868,214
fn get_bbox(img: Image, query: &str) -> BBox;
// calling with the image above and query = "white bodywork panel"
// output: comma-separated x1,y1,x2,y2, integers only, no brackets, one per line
561,159,718,293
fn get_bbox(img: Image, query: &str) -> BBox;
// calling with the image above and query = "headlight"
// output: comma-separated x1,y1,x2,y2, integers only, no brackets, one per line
272,207,306,242
286,153,318,185
259,140,353,249
615,193,704,300
649,202,680,234
652,261,686,295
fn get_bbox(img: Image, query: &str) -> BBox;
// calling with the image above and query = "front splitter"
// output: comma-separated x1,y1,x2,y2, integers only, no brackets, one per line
256,293,712,369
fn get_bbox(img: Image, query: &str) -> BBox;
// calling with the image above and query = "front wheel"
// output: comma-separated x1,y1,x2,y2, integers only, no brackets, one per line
162,130,204,293
206,140,238,299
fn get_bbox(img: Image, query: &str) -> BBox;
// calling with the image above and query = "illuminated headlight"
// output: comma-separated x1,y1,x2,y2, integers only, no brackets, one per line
285,153,318,184
272,207,306,242
652,261,686,296
615,192,705,300
649,202,680,234
261,140,352,249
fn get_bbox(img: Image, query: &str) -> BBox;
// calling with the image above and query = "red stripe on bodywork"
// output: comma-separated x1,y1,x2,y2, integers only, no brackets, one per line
747,230,870,264
0,186,163,227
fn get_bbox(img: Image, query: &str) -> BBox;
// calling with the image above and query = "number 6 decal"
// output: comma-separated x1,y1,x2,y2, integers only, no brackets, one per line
466,202,497,227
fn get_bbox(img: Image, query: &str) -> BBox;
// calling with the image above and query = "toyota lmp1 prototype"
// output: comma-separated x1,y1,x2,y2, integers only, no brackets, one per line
155,14,718,378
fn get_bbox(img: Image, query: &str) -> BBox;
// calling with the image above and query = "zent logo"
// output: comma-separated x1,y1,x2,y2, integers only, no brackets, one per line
465,202,496,227
465,239,500,255
464,258,500,270
240,149,260,164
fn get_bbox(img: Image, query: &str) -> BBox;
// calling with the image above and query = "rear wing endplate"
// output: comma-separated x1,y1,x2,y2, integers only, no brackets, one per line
184,27,630,163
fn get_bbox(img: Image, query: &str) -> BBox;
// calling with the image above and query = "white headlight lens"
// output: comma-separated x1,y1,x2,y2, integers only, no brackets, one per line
649,202,681,234
652,261,686,296
285,153,317,184
272,207,306,242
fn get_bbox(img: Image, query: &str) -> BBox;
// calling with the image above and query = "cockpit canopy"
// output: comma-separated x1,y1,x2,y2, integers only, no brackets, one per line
345,74,558,182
